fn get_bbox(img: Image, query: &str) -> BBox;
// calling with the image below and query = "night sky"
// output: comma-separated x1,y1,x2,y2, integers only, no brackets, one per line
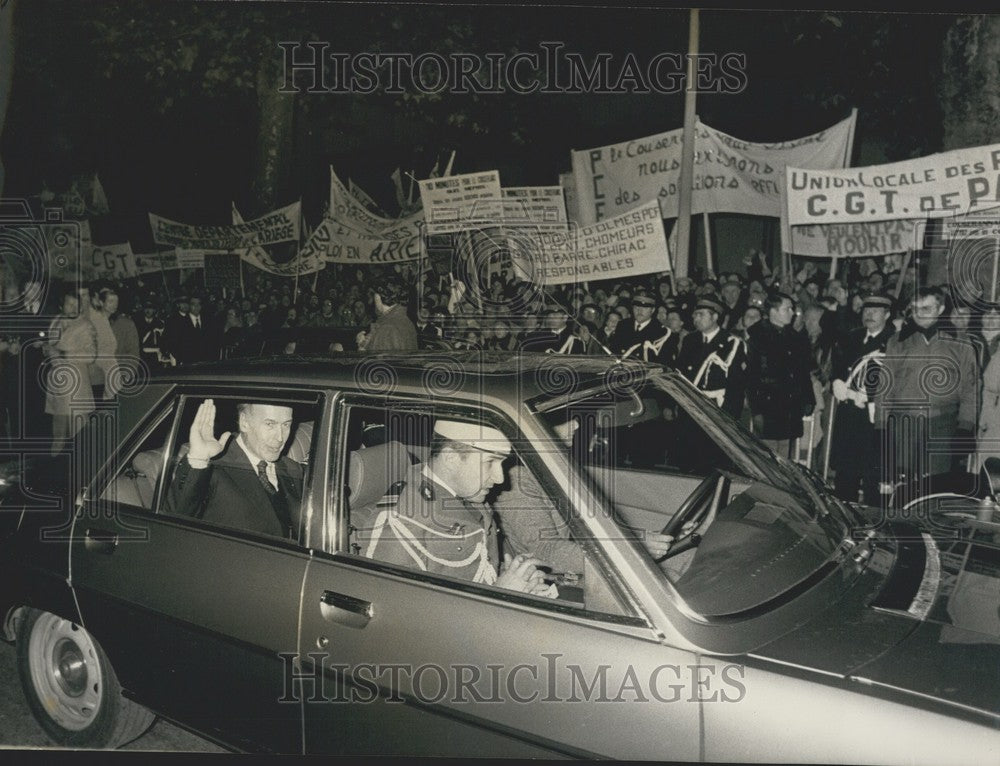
1,3,952,253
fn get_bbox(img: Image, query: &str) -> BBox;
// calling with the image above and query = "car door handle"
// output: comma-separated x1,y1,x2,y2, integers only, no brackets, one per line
319,590,372,629
83,527,119,554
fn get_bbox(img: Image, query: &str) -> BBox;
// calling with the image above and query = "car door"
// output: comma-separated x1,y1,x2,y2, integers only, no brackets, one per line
70,385,328,753
294,395,702,758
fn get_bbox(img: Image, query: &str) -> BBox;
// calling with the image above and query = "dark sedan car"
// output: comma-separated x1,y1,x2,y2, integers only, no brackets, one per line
1,352,999,759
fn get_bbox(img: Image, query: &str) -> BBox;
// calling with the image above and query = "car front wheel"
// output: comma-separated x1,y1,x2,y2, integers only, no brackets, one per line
16,609,155,748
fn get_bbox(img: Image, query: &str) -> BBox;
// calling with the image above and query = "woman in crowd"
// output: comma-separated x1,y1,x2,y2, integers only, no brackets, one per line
44,286,97,454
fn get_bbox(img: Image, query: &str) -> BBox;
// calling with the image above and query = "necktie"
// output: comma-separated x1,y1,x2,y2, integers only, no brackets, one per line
257,460,276,495
194,316,201,329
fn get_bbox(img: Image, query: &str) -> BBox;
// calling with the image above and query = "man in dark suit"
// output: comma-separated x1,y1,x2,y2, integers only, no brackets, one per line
829,294,895,505
676,296,747,418
165,398,303,538
162,295,217,365
612,289,679,366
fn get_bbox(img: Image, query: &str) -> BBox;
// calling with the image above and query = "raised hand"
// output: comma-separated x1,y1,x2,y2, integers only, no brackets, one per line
187,399,231,461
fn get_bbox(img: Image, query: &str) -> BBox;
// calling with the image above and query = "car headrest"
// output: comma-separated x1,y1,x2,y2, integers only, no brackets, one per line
347,440,412,510
132,442,189,486
287,421,314,464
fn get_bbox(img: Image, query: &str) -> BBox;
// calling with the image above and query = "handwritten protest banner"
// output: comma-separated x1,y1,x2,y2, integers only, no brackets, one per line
149,201,301,250
90,242,136,279
300,216,424,265
134,251,179,275
786,143,1000,226
572,112,856,224
330,167,423,234
419,170,503,235
527,201,669,285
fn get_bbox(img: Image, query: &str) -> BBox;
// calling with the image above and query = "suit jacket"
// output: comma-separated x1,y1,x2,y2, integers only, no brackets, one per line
162,312,216,364
613,319,679,366
165,441,304,538
676,328,747,417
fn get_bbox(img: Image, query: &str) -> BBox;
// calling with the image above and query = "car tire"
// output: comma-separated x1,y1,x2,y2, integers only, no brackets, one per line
16,608,155,748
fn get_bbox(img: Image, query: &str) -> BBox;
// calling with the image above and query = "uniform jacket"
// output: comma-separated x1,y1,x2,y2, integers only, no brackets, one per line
613,318,679,366
366,304,418,352
831,325,895,394
676,328,747,417
874,322,978,433
165,440,303,539
520,327,585,354
357,464,500,583
746,320,816,440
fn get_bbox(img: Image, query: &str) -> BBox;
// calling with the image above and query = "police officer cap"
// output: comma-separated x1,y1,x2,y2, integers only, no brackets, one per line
433,420,511,457
695,296,725,316
862,294,893,311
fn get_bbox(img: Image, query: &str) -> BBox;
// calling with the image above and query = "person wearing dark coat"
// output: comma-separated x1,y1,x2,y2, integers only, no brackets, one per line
358,277,418,352
746,291,816,459
165,399,303,539
611,290,679,366
829,294,895,506
676,296,747,419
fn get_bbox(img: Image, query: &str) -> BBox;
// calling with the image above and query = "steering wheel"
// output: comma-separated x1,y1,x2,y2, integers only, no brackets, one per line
656,469,729,561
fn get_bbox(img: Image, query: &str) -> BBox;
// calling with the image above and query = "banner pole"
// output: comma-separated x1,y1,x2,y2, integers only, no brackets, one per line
992,237,999,303
830,255,838,281
673,8,699,279
822,397,836,482
703,212,715,278
894,250,912,301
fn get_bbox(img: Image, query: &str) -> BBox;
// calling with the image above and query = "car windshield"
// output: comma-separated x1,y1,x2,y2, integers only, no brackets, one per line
536,370,854,617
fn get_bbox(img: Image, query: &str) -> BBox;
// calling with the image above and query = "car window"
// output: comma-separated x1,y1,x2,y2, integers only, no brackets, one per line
98,401,178,510
333,401,638,621
136,392,322,543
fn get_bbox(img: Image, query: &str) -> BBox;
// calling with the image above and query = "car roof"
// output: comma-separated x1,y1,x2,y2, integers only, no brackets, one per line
152,351,664,402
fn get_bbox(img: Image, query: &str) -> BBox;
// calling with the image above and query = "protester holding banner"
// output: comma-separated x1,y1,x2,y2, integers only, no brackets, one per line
975,308,1000,472
746,291,816,459
829,294,895,505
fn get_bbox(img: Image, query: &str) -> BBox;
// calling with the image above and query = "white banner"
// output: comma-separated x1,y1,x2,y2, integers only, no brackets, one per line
419,170,503,235
781,219,921,258
572,112,856,224
175,249,208,270
149,201,301,249
134,250,180,275
331,167,423,234
786,143,1000,226
301,216,424,265
529,201,669,285
502,186,568,232
90,242,136,279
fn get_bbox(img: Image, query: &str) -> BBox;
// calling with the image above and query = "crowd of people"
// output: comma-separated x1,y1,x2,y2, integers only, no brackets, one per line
1,248,994,506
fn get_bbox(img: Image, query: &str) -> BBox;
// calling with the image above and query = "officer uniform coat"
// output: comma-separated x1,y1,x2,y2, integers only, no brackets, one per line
358,463,500,583
676,328,747,417
746,320,816,440
829,324,894,475
613,318,679,366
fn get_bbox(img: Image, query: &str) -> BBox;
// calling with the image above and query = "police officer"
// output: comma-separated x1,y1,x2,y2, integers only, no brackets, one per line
360,419,554,596
613,289,679,366
676,296,747,418
829,294,895,505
